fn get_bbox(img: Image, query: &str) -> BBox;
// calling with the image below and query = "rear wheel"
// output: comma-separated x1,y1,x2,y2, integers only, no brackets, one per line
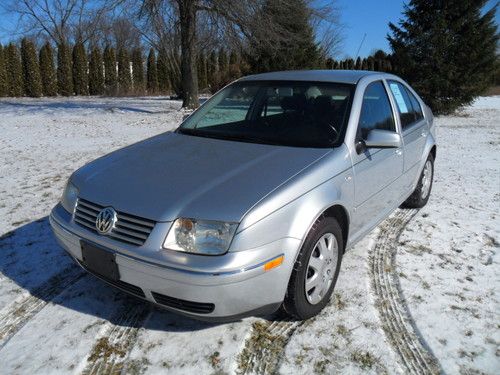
283,216,343,320
402,154,434,208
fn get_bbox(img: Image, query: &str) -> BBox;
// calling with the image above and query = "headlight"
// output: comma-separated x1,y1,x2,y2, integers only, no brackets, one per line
163,218,238,255
61,181,79,213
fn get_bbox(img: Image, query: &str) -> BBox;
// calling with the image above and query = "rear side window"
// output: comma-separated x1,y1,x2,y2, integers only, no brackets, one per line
406,88,424,121
358,81,396,140
388,81,423,129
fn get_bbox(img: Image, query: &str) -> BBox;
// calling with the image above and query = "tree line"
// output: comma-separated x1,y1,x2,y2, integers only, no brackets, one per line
1,0,498,114
3,0,341,107
0,38,397,99
0,40,164,97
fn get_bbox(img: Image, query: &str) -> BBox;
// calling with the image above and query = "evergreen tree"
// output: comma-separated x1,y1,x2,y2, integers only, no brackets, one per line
131,48,144,93
197,52,207,90
218,48,228,74
89,46,104,95
157,49,170,94
103,45,117,94
246,0,320,72
39,42,57,96
386,59,393,72
5,43,24,97
0,44,7,97
57,43,73,96
373,50,387,60
229,51,238,66
72,42,88,95
21,38,42,97
367,57,375,71
146,48,158,94
388,0,498,114
361,58,368,70
325,58,334,69
355,57,362,70
117,48,131,94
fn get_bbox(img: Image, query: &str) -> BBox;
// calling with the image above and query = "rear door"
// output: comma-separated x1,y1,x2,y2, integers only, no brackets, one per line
350,80,404,236
387,81,427,188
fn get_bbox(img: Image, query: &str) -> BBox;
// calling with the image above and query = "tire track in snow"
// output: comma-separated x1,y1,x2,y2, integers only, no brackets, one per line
369,209,441,375
236,318,302,375
80,302,151,375
0,266,85,349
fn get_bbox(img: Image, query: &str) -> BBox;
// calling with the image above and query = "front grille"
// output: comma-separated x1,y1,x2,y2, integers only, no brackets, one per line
74,198,155,246
78,260,145,298
152,292,215,314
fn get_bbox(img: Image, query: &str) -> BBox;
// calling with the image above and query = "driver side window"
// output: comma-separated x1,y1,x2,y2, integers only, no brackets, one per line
358,81,396,140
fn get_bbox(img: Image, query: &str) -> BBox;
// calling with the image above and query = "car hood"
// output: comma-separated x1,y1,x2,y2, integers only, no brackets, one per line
73,132,331,222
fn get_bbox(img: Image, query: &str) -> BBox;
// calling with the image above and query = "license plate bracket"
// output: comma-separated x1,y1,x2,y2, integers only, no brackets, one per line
81,241,120,281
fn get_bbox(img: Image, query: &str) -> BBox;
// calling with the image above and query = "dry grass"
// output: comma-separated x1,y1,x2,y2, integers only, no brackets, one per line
87,337,126,362
350,350,378,369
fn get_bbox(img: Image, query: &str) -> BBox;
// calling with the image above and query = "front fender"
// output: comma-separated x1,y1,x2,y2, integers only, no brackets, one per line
229,166,354,256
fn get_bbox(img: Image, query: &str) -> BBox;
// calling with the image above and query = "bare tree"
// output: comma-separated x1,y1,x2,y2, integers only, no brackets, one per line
111,17,142,51
5,0,112,45
307,0,343,59
136,0,342,108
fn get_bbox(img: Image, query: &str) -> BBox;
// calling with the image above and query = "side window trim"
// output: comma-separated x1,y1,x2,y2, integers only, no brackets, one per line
382,79,403,134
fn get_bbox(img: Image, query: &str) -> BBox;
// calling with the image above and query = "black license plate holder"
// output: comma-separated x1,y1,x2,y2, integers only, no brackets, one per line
81,241,120,281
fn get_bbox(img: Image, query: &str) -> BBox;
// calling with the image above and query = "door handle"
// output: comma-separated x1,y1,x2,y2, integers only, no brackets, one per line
395,149,402,156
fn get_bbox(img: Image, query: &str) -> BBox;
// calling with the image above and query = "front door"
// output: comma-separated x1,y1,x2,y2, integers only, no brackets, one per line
351,81,404,237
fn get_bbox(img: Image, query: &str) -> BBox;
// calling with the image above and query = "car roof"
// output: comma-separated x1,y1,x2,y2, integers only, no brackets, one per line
238,70,388,84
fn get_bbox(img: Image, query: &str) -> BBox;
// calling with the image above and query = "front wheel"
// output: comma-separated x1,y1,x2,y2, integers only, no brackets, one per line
402,153,434,208
283,216,343,320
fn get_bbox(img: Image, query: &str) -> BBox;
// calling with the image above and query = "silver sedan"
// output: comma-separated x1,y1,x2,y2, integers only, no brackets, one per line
50,70,436,320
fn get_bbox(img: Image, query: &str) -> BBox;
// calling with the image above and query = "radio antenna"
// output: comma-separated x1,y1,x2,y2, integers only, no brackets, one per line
355,33,367,59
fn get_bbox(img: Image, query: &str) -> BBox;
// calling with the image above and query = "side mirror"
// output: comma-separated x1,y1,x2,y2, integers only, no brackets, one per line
364,129,401,149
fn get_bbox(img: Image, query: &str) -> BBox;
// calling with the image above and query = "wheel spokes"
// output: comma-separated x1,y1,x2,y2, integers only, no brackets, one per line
308,282,323,304
308,255,323,272
305,232,339,305
305,273,320,292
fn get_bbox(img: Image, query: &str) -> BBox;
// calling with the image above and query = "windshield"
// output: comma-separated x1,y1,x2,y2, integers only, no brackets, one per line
178,80,354,148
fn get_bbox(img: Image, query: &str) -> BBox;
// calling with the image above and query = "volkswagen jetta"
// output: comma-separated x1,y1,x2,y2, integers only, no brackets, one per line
50,70,436,320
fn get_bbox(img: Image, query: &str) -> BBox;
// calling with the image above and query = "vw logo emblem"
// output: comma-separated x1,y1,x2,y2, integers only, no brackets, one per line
95,207,117,234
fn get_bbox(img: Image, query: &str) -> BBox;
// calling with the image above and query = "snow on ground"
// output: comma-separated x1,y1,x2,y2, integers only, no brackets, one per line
0,95,498,374
395,97,500,374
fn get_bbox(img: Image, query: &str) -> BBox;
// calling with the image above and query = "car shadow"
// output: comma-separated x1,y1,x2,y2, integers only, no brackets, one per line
0,217,229,332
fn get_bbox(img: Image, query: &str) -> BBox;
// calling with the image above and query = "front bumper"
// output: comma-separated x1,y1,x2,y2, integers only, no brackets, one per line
49,204,300,320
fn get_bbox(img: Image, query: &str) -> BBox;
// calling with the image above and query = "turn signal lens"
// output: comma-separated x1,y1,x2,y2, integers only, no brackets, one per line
263,255,284,271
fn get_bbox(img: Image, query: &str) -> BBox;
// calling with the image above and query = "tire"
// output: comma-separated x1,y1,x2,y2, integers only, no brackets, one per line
283,216,343,320
402,153,434,208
